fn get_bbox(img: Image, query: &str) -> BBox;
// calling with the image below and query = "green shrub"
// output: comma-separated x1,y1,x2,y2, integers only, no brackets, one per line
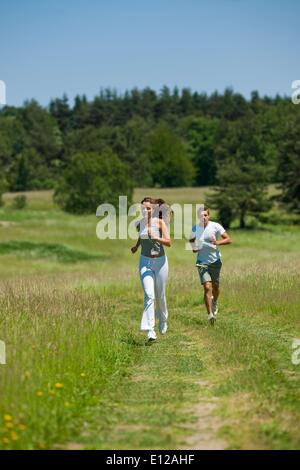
12,195,27,210
54,148,134,214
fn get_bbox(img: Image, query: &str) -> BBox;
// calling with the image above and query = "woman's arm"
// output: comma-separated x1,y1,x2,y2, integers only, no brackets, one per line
131,237,141,254
149,219,171,247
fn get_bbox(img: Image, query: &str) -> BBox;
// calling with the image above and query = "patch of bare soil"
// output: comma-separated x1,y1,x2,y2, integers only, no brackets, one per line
181,380,228,450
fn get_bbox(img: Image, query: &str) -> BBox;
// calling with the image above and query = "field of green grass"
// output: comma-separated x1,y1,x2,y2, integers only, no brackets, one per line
0,189,299,450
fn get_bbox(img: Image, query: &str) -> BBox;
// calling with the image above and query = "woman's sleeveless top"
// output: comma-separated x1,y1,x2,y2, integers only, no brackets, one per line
137,219,165,257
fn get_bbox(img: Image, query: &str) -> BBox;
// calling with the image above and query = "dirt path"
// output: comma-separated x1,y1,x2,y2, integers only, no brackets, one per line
183,381,227,450
175,337,228,450
60,308,229,450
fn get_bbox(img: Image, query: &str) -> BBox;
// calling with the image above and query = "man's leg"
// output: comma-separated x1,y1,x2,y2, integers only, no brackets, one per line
198,265,214,322
203,281,213,315
210,261,222,316
212,283,220,316
212,283,220,302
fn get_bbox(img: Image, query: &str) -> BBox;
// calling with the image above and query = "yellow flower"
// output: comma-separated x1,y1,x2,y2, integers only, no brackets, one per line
11,431,18,441
2,437,10,445
64,401,70,408
36,390,44,397
49,390,56,396
19,424,26,431
5,422,13,429
4,414,13,422
80,373,86,377
55,383,63,389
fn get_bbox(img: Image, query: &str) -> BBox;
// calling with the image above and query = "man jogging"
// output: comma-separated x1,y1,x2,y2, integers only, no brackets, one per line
189,206,232,324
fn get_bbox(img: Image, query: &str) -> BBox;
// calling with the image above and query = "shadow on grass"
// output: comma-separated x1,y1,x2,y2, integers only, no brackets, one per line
0,241,106,263
121,335,147,348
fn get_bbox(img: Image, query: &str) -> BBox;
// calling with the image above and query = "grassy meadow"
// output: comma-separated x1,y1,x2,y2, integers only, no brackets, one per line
0,189,299,450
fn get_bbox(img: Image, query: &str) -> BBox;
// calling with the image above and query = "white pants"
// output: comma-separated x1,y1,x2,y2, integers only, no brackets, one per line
139,255,169,332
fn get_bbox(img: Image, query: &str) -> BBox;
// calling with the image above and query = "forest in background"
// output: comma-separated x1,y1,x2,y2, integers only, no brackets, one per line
0,87,299,225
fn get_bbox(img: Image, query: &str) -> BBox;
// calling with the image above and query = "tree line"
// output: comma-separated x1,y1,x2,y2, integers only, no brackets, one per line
0,87,299,226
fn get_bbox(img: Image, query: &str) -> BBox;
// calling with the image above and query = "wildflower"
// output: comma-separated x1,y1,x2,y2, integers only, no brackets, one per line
11,432,18,441
80,373,86,378
2,437,10,445
49,390,56,396
36,391,44,397
5,422,13,429
55,383,63,389
19,424,26,431
4,414,13,422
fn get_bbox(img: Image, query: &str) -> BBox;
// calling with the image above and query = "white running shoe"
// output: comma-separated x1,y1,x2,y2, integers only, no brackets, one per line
208,312,216,325
159,321,168,335
212,298,219,316
147,329,157,342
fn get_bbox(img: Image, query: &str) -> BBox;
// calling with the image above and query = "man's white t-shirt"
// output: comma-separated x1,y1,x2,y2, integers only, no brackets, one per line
190,221,226,264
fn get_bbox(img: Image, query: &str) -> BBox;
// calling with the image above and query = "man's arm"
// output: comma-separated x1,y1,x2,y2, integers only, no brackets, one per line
189,234,198,253
212,231,232,246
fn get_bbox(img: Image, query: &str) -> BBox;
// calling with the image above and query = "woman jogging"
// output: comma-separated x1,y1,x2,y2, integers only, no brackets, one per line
131,197,171,342
189,206,231,324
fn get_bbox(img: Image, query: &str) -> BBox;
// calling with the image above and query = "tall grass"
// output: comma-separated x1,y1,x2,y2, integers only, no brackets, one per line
0,280,140,449
0,189,299,449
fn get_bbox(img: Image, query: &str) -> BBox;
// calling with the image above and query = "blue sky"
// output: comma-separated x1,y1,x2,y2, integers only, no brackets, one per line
0,0,299,106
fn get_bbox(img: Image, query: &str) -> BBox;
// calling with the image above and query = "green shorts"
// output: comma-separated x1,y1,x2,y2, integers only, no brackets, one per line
197,260,222,285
